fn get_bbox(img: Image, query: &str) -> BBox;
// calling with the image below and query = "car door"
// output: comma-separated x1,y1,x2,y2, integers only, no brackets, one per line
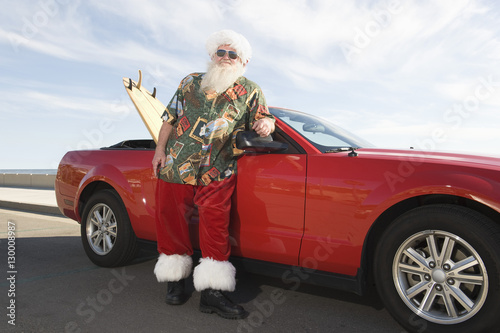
230,129,307,266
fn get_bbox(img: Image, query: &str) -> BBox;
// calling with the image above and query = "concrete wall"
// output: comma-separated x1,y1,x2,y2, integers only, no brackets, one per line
0,173,56,189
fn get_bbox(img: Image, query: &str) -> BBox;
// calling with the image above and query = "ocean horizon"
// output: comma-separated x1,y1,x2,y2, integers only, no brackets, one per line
0,169,57,175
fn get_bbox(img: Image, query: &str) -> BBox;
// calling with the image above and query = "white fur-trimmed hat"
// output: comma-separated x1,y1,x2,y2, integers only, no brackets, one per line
206,29,252,64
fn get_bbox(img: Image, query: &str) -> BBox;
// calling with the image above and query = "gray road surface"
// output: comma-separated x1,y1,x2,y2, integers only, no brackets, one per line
0,208,406,333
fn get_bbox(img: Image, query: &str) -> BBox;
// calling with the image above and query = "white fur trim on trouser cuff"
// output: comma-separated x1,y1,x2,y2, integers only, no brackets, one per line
193,257,236,292
154,253,193,282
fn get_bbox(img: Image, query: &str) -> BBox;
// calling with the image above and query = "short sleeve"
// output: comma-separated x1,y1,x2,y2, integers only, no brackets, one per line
246,87,274,129
161,74,194,125
161,92,180,125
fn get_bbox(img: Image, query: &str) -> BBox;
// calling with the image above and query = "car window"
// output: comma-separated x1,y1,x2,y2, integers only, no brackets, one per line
272,128,305,154
270,108,374,153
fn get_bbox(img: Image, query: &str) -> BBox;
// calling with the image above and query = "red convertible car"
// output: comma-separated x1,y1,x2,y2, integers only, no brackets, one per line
55,107,500,333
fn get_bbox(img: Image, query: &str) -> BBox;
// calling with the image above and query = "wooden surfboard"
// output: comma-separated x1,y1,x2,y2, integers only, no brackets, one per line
123,70,165,143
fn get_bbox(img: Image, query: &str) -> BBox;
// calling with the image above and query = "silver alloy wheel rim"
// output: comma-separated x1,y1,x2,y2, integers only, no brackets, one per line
86,203,118,255
393,230,488,324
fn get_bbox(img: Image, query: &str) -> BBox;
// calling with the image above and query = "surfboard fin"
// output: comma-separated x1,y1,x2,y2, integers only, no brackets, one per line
137,70,142,90
152,87,157,98
128,78,133,90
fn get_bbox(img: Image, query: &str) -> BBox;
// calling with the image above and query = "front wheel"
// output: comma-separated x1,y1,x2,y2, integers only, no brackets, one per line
374,204,500,333
81,190,138,267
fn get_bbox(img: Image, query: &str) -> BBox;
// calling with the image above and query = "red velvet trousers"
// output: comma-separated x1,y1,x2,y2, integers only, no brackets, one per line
155,176,236,261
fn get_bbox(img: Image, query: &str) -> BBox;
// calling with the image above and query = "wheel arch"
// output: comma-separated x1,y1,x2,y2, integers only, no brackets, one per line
77,181,117,220
74,164,136,222
361,193,500,286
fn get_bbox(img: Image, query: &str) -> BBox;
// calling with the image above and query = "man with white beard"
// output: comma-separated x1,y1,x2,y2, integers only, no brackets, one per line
152,30,274,319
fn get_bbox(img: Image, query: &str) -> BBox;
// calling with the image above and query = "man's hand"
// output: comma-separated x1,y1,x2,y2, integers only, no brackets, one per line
152,149,167,177
252,118,275,137
153,122,173,177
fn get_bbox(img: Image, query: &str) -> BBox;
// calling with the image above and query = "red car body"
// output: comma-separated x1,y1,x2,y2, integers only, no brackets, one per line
55,107,500,333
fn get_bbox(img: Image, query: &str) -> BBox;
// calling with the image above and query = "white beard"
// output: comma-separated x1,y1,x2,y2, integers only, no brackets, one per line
201,60,246,94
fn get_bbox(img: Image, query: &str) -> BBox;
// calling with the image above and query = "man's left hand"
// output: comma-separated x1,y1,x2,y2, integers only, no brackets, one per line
252,118,275,137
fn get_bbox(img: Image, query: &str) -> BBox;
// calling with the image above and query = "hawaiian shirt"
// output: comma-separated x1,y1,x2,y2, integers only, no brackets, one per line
158,73,274,186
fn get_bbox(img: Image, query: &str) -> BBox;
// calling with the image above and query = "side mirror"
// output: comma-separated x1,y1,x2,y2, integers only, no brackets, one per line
236,131,288,153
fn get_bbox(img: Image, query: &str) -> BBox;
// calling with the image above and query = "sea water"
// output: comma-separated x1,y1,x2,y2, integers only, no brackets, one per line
0,169,57,175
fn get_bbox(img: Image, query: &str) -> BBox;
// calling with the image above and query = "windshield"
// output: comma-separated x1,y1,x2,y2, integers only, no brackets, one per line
270,107,374,153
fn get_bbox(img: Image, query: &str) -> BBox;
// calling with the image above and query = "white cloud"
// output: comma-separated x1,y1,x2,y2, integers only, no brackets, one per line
3,0,498,87
0,1,205,80
240,0,500,93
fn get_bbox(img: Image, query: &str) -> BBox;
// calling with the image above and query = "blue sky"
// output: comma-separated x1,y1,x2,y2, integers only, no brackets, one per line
1,0,499,169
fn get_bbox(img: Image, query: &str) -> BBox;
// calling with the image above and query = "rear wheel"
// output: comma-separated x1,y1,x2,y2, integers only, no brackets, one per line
374,204,500,333
81,190,138,267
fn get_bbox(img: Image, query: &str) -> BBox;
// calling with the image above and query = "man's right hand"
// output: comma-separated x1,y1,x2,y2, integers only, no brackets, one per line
152,149,166,177
152,121,174,177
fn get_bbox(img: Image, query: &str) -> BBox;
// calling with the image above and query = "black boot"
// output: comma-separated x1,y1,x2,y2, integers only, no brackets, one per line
165,279,187,305
199,289,248,319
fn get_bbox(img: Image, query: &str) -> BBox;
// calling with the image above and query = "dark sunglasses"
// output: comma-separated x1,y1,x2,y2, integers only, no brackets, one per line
216,49,238,60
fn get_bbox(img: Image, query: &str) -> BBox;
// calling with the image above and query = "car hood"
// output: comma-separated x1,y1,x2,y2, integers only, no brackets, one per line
357,148,500,170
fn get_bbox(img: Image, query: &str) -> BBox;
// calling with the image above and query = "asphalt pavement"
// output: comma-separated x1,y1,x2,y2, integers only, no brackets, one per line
0,187,407,332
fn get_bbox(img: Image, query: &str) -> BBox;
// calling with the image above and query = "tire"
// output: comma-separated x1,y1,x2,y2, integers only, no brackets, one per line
374,204,500,333
81,190,138,267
